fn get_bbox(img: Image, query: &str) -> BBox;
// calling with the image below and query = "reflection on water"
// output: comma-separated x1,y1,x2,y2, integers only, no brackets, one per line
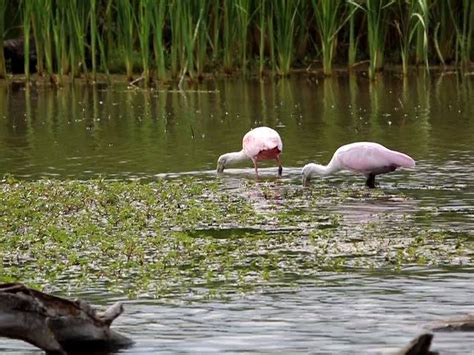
0,75,473,353
0,75,472,179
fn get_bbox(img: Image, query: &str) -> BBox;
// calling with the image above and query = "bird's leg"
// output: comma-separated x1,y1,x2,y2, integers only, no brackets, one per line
253,160,259,178
366,173,376,188
276,156,283,176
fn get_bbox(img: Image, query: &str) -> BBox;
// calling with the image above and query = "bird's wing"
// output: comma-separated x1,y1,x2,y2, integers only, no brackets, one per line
337,143,415,174
242,127,282,158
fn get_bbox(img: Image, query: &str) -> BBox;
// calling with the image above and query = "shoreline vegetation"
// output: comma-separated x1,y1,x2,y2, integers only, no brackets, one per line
0,1,472,86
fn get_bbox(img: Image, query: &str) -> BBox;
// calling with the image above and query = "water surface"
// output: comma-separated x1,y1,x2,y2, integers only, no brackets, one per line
0,74,473,353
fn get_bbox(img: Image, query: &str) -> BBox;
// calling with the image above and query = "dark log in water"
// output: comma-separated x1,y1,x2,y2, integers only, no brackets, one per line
429,314,474,332
3,38,37,74
396,333,437,355
0,283,133,354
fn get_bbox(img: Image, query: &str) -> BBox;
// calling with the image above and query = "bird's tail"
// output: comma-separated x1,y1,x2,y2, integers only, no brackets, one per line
393,151,416,168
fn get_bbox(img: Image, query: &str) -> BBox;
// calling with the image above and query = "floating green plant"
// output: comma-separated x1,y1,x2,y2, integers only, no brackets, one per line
0,178,471,298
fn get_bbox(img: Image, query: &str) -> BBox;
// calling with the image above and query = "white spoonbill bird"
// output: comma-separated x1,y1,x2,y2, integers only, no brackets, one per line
217,126,283,177
302,142,415,188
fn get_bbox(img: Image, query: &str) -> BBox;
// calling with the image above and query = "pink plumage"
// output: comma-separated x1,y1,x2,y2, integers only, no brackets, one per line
216,126,283,177
302,142,415,188
242,127,283,160
336,142,415,174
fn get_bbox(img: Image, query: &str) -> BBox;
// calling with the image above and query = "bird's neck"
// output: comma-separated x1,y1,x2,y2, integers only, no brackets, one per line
309,158,340,177
225,150,249,165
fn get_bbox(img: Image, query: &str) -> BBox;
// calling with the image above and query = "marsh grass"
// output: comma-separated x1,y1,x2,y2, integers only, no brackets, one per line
273,0,299,76
312,0,355,76
0,178,471,297
1,1,473,83
0,0,6,78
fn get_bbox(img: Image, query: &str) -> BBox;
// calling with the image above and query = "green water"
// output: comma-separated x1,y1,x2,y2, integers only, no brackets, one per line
0,74,473,353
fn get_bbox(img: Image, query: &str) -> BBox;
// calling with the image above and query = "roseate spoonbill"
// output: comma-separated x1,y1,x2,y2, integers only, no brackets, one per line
217,126,283,177
302,142,415,188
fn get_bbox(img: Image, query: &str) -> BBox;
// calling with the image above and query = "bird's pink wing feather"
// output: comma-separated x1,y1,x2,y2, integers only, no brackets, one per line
242,127,282,159
337,143,415,173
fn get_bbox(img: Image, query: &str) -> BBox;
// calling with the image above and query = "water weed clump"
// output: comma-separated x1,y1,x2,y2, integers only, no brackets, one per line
0,178,471,298
0,1,472,83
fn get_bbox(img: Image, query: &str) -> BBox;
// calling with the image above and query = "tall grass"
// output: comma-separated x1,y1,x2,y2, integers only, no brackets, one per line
0,0,6,78
257,0,266,75
273,0,299,76
67,0,88,78
0,1,471,83
89,0,98,80
138,0,153,85
352,0,394,79
413,0,429,70
347,2,360,68
117,0,134,81
152,0,167,81
235,0,251,71
222,0,235,72
394,0,429,75
448,0,473,68
32,0,56,80
312,0,354,76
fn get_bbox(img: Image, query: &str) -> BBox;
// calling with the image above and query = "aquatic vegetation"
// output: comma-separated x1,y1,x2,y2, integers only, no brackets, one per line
0,178,471,298
0,1,472,82
0,0,6,78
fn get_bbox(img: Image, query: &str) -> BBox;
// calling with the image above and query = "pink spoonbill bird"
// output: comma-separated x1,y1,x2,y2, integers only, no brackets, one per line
302,142,415,188
217,126,283,177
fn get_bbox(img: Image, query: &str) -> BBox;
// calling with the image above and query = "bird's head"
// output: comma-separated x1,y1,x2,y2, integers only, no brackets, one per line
217,154,227,173
302,163,318,186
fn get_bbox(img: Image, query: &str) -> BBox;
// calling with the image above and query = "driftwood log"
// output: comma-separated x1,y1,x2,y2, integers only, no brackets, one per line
396,333,438,355
0,283,133,354
429,314,474,332
396,314,474,355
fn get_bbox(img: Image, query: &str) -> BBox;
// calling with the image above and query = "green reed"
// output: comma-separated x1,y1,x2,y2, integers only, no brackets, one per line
53,1,69,81
89,0,98,79
395,0,428,75
0,0,472,82
266,1,276,73
117,0,134,81
192,0,209,78
22,0,33,81
312,0,355,76
168,1,193,80
431,0,451,66
273,0,299,76
235,0,251,71
257,0,267,75
350,0,394,79
413,0,429,70
448,0,473,69
222,0,235,72
152,0,167,81
209,1,220,63
347,1,360,68
0,0,6,78
68,0,88,78
138,0,153,85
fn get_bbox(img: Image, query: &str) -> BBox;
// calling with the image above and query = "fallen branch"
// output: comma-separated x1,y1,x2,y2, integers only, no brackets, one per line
0,283,133,354
396,333,437,355
429,314,474,332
